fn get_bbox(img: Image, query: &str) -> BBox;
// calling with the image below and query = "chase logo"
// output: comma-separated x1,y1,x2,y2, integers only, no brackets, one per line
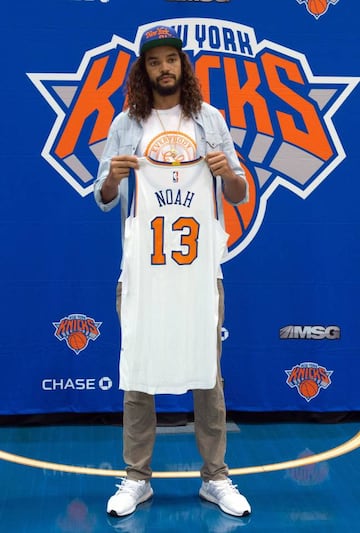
27,17,359,260
53,313,102,354
285,362,333,402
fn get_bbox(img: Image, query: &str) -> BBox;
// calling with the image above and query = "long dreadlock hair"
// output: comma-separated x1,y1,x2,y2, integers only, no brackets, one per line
125,50,203,121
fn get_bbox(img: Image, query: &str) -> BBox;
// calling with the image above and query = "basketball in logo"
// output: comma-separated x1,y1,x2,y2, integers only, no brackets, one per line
307,0,328,16
222,155,258,252
299,379,319,401
67,331,88,352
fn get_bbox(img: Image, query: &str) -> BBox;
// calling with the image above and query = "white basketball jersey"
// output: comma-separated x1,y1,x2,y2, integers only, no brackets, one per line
119,157,229,394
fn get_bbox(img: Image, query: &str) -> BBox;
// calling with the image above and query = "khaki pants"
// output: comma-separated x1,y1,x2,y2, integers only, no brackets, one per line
116,280,228,482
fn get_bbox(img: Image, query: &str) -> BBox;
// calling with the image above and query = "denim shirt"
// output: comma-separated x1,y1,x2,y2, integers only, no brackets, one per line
94,102,248,235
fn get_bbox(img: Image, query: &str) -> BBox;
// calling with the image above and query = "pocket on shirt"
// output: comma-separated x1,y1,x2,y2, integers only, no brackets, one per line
205,133,223,151
118,144,134,155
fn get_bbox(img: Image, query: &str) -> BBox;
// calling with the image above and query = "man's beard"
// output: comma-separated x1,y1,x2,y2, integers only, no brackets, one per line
151,75,182,96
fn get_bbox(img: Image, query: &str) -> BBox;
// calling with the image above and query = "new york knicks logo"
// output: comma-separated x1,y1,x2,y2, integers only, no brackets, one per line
285,362,333,402
27,17,358,261
53,313,102,354
297,0,339,19
285,448,329,486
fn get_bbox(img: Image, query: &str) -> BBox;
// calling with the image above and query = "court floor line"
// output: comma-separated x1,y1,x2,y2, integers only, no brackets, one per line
0,430,359,478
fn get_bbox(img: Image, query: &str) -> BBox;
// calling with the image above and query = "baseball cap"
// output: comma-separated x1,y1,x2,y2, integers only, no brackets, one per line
139,25,183,55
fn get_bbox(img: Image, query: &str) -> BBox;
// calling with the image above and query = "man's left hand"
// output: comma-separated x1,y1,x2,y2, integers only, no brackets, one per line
205,151,232,180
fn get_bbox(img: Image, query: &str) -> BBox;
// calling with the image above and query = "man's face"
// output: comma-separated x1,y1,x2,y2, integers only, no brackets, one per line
144,46,182,96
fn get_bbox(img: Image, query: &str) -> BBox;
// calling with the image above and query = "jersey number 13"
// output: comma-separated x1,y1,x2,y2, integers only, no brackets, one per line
150,216,199,266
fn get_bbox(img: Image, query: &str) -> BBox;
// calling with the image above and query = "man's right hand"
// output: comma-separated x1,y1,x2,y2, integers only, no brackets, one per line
107,155,139,182
101,155,139,203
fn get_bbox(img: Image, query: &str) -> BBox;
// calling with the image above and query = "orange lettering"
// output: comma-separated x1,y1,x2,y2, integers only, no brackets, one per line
55,50,131,158
224,57,273,134
195,55,224,115
262,52,333,160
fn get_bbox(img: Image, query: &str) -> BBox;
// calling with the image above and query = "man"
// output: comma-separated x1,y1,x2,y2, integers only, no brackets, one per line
94,25,251,518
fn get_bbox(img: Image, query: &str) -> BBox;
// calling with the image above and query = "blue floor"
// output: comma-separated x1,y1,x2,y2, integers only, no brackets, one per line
0,421,359,532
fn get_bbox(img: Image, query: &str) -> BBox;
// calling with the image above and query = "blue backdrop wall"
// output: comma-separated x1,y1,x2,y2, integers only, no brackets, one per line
1,0,359,416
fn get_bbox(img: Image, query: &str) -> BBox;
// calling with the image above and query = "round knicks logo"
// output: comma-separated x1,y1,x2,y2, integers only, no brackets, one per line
27,17,358,260
53,313,102,354
285,362,333,402
297,0,339,19
285,448,329,486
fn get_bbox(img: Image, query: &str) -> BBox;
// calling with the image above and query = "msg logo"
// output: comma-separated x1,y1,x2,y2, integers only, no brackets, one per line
280,325,340,340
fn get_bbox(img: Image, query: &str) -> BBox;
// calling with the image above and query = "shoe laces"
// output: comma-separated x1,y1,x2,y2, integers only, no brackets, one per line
209,479,239,497
115,477,145,496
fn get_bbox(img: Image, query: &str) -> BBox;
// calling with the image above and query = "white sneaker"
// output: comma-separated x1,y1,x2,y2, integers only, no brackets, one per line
199,478,251,517
107,478,153,517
